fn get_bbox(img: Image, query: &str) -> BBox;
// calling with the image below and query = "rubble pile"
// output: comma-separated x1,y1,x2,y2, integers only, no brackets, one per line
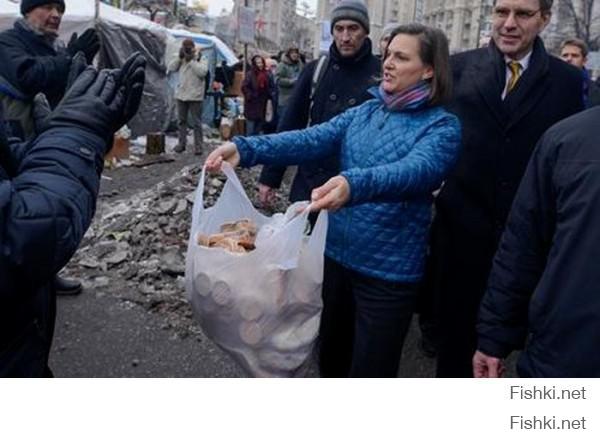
64,159,293,337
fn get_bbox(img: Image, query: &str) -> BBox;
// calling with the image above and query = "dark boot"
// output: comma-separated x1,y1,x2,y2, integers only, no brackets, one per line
54,275,83,296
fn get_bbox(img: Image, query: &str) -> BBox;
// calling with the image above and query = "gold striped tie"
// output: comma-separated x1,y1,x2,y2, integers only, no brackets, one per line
507,61,522,93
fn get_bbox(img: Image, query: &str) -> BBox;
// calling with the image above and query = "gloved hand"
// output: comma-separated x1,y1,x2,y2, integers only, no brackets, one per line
41,67,126,154
35,52,88,134
66,51,88,90
67,28,100,64
179,48,185,59
113,52,146,130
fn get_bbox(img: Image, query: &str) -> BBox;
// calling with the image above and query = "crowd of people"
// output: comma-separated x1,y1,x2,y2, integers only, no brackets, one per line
2,0,600,378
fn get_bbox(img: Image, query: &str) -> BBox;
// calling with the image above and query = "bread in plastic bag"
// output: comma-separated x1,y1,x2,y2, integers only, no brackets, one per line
186,163,327,377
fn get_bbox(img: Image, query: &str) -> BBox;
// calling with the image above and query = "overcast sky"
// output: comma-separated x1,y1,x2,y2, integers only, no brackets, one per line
206,0,317,16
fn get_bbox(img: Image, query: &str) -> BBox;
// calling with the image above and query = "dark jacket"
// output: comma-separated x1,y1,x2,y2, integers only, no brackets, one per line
583,72,600,108
259,39,380,202
478,107,600,377
242,67,275,122
0,106,105,377
0,20,70,108
422,38,584,375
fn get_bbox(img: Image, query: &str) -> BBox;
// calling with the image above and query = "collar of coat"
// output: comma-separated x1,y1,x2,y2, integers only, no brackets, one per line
486,36,549,93
14,19,59,50
329,37,374,66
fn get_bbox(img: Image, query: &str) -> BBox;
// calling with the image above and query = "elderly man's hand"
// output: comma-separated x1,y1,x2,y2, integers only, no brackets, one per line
473,350,505,378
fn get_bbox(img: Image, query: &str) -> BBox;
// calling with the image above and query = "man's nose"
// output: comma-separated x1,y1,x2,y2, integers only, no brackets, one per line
503,12,518,28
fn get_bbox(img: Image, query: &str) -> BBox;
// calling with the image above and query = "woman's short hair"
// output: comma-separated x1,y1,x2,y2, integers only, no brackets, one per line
387,23,452,105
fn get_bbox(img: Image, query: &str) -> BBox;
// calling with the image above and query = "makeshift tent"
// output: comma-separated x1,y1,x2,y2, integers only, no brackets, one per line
0,0,173,136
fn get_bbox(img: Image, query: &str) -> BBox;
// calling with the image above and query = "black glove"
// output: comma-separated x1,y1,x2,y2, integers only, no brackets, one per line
67,29,100,64
41,67,125,154
113,52,146,130
66,51,88,90
179,48,185,59
35,52,88,134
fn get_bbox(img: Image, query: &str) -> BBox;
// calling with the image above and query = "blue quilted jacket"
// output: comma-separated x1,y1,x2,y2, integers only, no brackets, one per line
234,88,461,282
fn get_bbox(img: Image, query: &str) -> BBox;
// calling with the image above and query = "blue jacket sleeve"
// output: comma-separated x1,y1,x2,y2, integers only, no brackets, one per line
476,135,556,358
0,127,105,296
233,109,353,168
340,114,462,205
258,61,316,188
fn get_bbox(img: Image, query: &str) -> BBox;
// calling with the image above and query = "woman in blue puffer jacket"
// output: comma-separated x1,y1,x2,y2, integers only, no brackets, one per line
206,24,462,377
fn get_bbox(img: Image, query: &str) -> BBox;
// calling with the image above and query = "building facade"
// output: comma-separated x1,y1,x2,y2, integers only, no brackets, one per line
421,0,493,53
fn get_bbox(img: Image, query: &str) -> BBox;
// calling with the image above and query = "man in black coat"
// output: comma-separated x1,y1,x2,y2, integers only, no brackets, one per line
0,53,145,377
257,0,380,207
474,107,600,378
424,0,584,377
0,0,99,139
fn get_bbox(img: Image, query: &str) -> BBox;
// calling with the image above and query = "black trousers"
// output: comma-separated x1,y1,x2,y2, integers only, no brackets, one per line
318,257,418,378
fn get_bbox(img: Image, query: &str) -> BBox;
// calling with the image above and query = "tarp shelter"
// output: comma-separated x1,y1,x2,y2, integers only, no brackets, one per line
0,0,173,136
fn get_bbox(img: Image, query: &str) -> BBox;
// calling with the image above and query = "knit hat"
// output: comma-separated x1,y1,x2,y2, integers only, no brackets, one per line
330,0,370,34
21,0,65,15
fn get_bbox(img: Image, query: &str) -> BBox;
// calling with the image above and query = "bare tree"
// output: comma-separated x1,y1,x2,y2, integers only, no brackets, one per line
560,0,600,50
126,0,171,22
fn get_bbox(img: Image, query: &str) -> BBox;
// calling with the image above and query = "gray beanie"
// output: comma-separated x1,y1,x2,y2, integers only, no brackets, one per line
330,0,370,34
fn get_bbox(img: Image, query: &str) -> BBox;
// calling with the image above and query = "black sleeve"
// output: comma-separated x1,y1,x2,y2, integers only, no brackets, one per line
0,35,70,99
258,61,316,188
477,133,557,358
0,127,105,298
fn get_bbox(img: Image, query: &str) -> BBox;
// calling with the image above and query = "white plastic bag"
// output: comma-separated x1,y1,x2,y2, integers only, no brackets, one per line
186,163,327,377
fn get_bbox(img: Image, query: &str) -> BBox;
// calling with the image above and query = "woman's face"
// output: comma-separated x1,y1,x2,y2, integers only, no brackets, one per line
382,34,433,94
254,57,264,69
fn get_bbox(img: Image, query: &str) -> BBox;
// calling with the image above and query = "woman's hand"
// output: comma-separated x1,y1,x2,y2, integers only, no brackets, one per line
310,175,351,212
205,141,240,172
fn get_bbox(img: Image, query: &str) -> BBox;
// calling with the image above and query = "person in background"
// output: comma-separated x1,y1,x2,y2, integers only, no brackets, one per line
242,54,275,136
560,38,600,108
422,0,584,377
275,47,304,121
168,38,209,155
257,0,380,210
0,0,99,140
378,23,398,58
206,24,461,378
0,53,146,377
0,0,100,296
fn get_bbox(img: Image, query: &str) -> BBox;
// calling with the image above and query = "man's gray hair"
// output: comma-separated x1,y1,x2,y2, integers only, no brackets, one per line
493,0,553,12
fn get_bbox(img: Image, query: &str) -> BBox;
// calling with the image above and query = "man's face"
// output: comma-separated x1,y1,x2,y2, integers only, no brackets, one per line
491,0,550,60
289,51,300,62
26,3,64,36
561,44,587,69
332,19,368,57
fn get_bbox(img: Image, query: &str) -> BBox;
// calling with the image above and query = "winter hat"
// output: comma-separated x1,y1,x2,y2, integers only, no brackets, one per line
21,0,65,16
330,0,370,34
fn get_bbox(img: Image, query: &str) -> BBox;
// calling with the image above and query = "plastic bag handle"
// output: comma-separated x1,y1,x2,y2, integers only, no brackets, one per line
191,165,207,227
191,162,253,228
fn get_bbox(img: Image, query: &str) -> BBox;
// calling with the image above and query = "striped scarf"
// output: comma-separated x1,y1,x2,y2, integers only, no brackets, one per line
377,80,431,112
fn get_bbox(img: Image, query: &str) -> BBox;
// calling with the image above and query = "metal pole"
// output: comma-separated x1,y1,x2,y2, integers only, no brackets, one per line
243,0,248,76
95,0,100,20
